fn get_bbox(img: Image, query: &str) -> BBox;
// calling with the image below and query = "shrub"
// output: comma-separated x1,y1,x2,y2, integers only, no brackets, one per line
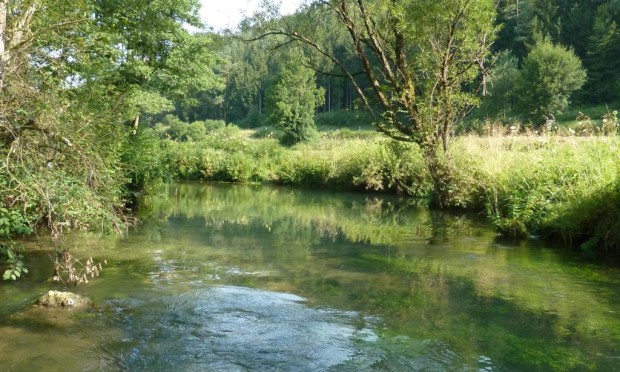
187,121,207,142
240,108,268,129
0,192,34,280
204,119,226,132
516,40,587,125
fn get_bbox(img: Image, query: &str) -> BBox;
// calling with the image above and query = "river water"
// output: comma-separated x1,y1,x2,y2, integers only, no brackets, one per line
1,183,619,371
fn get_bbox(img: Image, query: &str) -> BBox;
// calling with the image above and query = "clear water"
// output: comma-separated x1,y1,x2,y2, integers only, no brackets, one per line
1,183,619,371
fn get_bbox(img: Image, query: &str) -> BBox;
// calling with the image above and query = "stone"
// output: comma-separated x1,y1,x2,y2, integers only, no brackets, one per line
37,290,92,309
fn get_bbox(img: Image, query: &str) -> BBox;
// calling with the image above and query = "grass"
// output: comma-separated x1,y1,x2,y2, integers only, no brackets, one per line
450,135,620,249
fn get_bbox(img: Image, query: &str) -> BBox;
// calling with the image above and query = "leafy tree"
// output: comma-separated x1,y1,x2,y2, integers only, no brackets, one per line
0,0,221,279
255,0,497,205
0,0,129,278
267,55,325,145
516,40,587,124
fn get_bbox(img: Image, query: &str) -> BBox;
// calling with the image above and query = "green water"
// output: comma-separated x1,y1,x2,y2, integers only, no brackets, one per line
1,183,619,371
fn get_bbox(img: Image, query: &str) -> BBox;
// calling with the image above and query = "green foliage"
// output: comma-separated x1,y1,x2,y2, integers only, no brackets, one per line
516,40,587,124
584,2,620,102
0,201,33,280
551,179,620,253
204,119,226,132
0,0,222,281
240,109,269,129
153,115,209,142
122,127,173,201
451,136,620,251
491,1,620,106
163,130,431,195
266,55,325,145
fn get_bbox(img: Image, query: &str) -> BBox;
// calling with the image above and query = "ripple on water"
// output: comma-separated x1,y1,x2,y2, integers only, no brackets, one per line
105,286,378,370
104,286,474,371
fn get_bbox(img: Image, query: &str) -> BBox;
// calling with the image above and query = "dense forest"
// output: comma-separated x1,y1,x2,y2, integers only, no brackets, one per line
1,0,619,280
182,0,620,126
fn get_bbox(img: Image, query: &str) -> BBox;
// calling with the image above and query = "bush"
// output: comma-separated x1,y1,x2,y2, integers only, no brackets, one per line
240,109,268,129
204,119,226,132
0,190,34,280
187,121,207,142
516,40,587,125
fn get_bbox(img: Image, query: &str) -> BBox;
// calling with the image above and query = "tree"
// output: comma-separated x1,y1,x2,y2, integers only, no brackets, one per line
91,0,221,132
0,0,130,279
267,54,325,145
584,2,620,102
0,0,222,279
516,40,587,124
254,0,497,205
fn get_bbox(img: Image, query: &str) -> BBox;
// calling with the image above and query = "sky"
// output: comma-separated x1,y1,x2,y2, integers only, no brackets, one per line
199,0,305,31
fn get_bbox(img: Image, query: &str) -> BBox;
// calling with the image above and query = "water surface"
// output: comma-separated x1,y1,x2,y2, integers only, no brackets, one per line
1,183,619,371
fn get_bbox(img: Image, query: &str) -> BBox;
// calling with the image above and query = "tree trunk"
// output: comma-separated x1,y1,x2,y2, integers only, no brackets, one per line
423,144,453,209
0,0,8,91
132,115,140,135
0,1,37,91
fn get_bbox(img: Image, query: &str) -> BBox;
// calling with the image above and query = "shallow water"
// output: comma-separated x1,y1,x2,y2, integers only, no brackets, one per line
1,183,620,371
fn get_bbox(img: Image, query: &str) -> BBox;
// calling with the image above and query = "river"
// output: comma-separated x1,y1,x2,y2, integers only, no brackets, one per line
1,183,619,371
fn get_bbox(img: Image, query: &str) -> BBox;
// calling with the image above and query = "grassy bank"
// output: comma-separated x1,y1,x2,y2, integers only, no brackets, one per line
450,136,620,252
151,124,619,255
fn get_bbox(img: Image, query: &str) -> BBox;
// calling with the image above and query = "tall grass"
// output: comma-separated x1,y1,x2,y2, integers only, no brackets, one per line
163,130,430,197
452,136,619,247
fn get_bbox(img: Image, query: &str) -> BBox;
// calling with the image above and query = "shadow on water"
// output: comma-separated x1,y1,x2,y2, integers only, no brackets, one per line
1,183,620,371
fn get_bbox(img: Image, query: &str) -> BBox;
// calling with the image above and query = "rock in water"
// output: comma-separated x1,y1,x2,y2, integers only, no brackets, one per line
37,290,92,309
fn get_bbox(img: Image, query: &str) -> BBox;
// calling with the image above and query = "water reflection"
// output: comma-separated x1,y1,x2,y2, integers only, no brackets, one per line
1,183,619,371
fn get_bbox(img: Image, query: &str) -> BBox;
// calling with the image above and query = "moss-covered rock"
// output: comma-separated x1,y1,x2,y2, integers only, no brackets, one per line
37,290,92,309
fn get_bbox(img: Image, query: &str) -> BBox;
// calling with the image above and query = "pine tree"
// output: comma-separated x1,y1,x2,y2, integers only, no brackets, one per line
267,55,325,145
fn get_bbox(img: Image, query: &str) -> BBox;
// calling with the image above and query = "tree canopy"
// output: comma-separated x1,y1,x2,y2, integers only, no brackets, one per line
0,0,221,279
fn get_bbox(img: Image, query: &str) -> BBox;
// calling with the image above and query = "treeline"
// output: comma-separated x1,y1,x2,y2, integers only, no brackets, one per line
172,0,620,129
494,0,620,103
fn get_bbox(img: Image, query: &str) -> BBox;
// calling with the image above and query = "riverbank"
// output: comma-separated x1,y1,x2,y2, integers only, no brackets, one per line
156,126,619,255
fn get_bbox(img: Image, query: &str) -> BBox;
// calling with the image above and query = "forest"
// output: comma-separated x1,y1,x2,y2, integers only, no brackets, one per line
1,0,619,280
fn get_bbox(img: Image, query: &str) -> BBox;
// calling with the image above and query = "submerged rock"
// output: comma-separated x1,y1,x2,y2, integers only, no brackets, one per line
37,290,92,309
